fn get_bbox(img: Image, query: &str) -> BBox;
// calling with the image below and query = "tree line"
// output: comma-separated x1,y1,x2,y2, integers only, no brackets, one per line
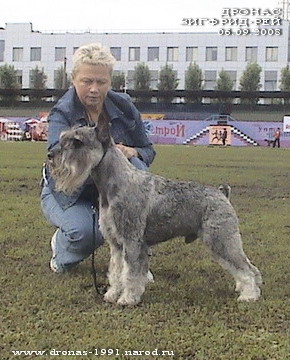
0,64,69,91
1,62,290,104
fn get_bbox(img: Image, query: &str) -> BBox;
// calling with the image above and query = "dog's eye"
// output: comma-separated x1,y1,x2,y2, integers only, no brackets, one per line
47,151,54,160
73,138,84,148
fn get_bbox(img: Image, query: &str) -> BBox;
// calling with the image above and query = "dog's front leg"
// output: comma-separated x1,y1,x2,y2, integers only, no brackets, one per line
104,239,124,304
117,241,149,306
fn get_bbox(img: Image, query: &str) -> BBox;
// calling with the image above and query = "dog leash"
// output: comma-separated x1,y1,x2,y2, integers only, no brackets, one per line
91,206,100,295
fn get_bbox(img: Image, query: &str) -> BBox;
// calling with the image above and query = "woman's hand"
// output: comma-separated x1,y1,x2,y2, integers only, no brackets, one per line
115,144,138,159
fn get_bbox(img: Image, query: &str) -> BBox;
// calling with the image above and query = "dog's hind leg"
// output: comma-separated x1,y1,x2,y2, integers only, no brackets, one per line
117,241,149,306
203,225,262,302
104,239,124,304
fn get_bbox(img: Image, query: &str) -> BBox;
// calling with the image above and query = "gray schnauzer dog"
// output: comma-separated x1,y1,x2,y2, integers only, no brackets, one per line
48,124,262,306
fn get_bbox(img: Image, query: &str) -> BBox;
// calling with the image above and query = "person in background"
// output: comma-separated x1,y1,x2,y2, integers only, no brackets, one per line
273,127,281,148
221,128,228,146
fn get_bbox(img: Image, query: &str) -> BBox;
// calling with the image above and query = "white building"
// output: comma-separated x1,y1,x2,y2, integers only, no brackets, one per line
0,21,289,90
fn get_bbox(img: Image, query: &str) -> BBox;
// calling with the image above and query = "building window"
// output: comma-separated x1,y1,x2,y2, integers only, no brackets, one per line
29,69,34,88
16,70,22,86
30,47,41,61
204,70,217,90
245,47,257,62
55,47,66,61
53,69,60,88
127,70,135,89
167,47,178,61
0,40,4,62
148,47,159,61
224,70,237,90
186,47,198,62
110,47,121,61
266,47,278,62
225,47,237,61
73,47,79,54
13,47,23,62
264,71,277,90
149,70,158,89
112,70,122,77
129,47,140,61
206,47,217,61
111,70,125,90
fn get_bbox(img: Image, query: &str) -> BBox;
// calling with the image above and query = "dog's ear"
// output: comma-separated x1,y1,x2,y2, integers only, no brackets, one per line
96,113,112,149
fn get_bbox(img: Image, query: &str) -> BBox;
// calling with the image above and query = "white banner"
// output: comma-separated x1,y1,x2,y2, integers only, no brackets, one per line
283,116,290,132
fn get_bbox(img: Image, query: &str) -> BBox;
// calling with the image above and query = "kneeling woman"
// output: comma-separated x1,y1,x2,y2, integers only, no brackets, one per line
41,43,155,273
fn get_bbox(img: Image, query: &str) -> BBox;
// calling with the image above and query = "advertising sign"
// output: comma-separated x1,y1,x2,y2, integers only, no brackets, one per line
209,125,231,145
283,115,290,132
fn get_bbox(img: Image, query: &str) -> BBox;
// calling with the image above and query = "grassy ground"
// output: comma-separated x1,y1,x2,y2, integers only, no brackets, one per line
1,142,290,360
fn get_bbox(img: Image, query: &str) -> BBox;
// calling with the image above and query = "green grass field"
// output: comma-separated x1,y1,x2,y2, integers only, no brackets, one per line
1,142,290,360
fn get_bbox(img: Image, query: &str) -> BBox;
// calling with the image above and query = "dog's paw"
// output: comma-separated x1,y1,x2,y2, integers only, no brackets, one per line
117,293,141,306
235,281,242,292
237,295,259,302
147,270,155,283
103,288,120,303
237,289,261,302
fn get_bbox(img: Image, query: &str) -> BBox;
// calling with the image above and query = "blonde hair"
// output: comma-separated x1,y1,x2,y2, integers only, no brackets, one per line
72,43,116,78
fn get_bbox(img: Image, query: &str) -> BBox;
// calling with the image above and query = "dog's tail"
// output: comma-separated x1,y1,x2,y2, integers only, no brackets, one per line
218,184,231,200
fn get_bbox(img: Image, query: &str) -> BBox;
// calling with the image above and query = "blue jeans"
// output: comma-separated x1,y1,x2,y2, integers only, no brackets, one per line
41,157,148,270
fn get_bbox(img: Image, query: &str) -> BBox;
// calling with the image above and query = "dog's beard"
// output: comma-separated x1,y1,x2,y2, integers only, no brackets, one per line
49,141,105,195
51,154,92,195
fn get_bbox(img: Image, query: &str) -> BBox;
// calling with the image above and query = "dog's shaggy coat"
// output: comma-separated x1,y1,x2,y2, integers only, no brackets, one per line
48,125,262,305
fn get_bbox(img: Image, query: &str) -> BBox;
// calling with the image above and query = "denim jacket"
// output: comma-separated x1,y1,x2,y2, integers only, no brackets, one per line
44,87,156,209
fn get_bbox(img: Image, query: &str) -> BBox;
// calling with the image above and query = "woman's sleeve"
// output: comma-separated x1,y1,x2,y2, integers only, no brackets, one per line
129,102,156,167
47,108,70,150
